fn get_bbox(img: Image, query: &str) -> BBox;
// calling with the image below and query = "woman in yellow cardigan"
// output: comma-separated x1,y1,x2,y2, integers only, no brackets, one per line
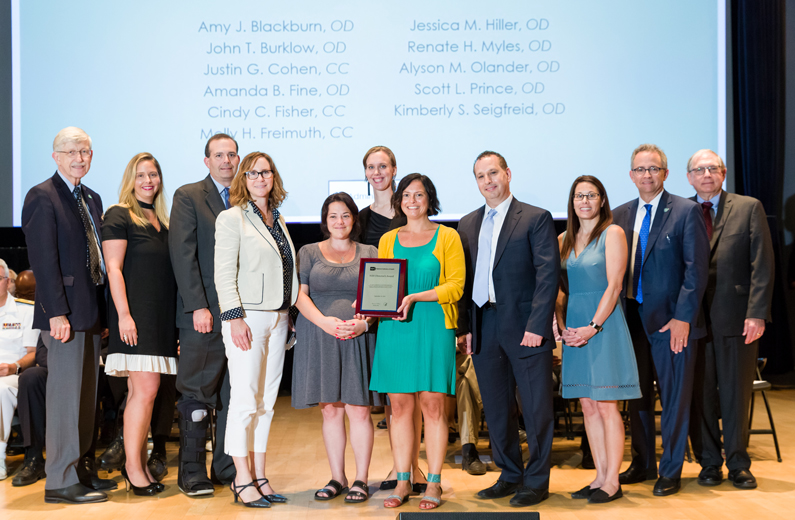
369,173,465,510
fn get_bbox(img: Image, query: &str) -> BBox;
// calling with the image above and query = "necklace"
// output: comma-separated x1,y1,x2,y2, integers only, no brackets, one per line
137,200,155,210
329,240,354,263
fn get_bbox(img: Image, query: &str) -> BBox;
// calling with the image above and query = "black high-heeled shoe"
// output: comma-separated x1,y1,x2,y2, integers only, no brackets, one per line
230,481,271,508
121,466,159,496
254,477,288,503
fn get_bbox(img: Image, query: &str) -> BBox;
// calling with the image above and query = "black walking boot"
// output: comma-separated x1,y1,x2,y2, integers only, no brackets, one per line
177,414,214,497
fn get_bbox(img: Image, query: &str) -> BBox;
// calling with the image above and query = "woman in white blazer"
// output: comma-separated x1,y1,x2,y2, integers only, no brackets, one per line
215,151,346,508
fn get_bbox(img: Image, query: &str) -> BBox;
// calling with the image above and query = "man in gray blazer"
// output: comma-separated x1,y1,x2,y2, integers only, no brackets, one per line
169,134,239,496
686,149,774,490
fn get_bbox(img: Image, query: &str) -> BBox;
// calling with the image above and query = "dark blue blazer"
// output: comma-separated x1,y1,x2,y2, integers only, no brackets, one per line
613,190,709,339
21,172,105,331
456,197,560,355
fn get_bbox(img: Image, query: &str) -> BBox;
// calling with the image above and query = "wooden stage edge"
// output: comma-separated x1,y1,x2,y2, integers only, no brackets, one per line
2,389,794,519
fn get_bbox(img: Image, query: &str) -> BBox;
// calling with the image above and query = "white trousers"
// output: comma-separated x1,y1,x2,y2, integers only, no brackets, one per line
222,310,287,457
0,374,20,450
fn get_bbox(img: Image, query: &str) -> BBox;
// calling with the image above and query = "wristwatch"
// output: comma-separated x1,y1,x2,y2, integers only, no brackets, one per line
14,361,21,375
588,321,603,334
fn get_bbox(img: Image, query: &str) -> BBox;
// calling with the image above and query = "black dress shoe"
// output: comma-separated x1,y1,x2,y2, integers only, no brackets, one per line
12,456,46,487
477,480,520,499
619,465,653,485
571,484,596,499
44,483,108,504
653,476,681,496
589,486,623,503
581,452,596,470
697,466,724,486
78,457,118,491
510,487,549,507
462,455,487,475
147,451,168,482
728,469,757,489
98,433,125,472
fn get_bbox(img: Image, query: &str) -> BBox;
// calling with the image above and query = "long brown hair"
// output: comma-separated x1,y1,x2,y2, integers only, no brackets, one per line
229,151,287,209
560,175,612,260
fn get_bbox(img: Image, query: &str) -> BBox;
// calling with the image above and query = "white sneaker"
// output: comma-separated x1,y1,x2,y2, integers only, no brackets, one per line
0,457,7,480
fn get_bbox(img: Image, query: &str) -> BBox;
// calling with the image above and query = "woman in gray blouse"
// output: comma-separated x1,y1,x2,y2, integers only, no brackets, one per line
293,192,381,504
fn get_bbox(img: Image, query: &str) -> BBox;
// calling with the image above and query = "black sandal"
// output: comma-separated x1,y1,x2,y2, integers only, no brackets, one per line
344,480,369,503
314,479,348,501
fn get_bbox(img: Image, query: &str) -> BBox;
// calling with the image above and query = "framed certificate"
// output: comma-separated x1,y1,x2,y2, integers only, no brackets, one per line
355,258,407,317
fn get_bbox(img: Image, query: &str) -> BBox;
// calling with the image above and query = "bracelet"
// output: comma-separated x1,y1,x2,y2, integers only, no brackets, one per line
363,320,369,332
588,321,603,333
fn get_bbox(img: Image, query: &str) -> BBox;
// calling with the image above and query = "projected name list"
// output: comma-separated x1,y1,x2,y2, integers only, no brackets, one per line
198,15,565,143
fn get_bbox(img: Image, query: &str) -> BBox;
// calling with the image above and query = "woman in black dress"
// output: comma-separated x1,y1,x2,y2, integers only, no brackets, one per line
103,153,177,496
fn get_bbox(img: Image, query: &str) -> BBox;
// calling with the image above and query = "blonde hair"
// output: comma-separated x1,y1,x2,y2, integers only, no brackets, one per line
229,152,287,209
53,126,92,151
110,153,169,229
631,143,668,170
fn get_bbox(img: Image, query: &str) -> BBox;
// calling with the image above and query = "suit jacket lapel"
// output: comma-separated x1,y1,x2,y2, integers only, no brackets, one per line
710,191,731,252
493,198,521,268
203,175,226,217
51,172,82,222
642,190,672,265
243,206,279,253
469,206,485,272
622,199,639,274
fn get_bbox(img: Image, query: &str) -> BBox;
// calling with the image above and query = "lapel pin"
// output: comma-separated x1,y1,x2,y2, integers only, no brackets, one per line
664,207,670,212
666,233,670,243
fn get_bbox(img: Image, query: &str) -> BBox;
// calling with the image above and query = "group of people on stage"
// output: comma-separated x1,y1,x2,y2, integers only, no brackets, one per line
2,125,774,510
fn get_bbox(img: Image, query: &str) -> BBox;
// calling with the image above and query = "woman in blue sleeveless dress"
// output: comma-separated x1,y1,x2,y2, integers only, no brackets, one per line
555,175,641,504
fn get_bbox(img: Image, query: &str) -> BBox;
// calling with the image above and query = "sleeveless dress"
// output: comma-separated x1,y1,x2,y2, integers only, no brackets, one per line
369,227,456,394
561,226,641,400
291,242,382,408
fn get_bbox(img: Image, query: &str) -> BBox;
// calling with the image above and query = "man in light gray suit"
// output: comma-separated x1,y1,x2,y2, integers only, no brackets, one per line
170,134,239,496
686,149,774,490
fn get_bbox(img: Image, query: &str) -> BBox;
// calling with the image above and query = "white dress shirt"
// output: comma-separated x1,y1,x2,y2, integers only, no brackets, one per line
627,190,663,299
479,194,513,303
0,295,39,364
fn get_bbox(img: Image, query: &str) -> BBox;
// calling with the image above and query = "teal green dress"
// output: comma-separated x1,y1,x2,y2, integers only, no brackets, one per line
561,226,641,401
369,227,456,395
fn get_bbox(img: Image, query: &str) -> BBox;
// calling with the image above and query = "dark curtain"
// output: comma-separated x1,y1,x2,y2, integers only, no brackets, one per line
732,0,793,373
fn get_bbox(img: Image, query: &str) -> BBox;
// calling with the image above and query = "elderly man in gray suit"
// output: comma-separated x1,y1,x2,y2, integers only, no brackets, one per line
170,134,239,496
686,149,774,490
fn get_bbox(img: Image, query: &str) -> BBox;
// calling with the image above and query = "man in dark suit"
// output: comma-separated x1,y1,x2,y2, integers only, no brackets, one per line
456,151,560,507
613,144,709,496
21,127,115,503
169,133,239,496
685,149,774,490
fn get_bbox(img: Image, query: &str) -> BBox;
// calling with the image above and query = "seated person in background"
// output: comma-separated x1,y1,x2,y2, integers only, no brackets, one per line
0,259,40,481
447,350,487,475
12,337,47,486
7,269,18,297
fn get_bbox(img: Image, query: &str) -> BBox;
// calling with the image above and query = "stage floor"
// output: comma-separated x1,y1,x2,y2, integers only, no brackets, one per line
2,389,793,519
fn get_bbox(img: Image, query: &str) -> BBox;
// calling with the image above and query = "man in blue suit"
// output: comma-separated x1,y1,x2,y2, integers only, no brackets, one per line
612,144,709,496
22,127,114,503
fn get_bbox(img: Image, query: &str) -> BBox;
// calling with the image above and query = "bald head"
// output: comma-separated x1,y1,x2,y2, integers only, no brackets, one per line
15,270,36,301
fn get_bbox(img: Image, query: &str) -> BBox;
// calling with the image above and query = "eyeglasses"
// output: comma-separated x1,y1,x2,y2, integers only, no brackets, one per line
573,192,600,201
245,170,274,179
631,166,665,175
56,150,92,159
688,165,723,176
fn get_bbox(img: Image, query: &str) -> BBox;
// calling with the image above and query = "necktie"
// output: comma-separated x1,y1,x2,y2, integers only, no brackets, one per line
472,209,497,307
701,201,713,240
73,186,103,284
632,204,652,304
221,187,231,209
